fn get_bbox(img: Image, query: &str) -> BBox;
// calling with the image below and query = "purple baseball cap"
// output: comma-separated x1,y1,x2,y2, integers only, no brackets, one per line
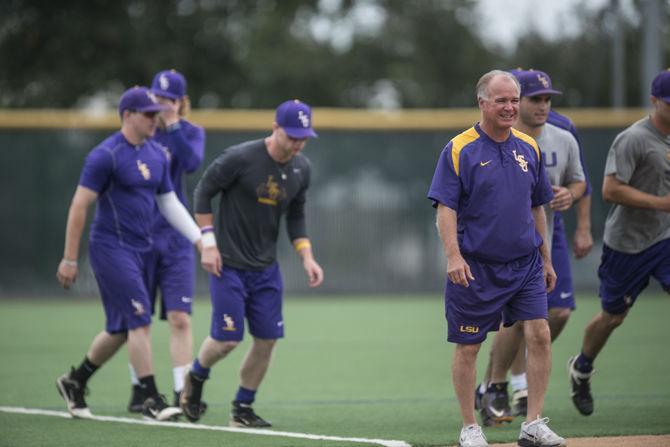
275,99,318,139
651,69,670,102
118,86,169,116
511,69,562,97
151,69,186,100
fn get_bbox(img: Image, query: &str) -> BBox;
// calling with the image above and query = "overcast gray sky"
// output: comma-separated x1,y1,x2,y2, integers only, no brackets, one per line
473,0,624,50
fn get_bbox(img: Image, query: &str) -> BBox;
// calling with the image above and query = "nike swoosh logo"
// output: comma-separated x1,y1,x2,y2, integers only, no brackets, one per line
489,407,505,417
149,408,159,417
560,292,572,299
480,160,492,166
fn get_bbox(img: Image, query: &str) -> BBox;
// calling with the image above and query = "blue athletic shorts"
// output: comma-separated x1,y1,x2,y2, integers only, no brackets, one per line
88,240,153,333
598,238,670,314
548,215,576,309
445,249,549,345
146,232,195,320
208,263,284,341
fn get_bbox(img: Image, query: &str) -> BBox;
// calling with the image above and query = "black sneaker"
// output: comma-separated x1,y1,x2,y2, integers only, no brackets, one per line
479,382,513,427
511,388,528,417
175,390,208,420
567,356,594,416
179,370,207,422
56,368,92,419
142,394,182,421
128,385,144,413
230,400,271,428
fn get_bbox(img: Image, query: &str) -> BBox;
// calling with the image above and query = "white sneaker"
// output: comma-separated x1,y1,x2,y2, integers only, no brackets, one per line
518,417,566,447
459,424,488,447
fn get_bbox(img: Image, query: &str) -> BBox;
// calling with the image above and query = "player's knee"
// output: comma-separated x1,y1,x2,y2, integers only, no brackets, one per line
456,343,481,360
167,311,191,333
214,340,240,356
252,338,278,354
524,321,551,349
603,310,627,328
549,308,571,325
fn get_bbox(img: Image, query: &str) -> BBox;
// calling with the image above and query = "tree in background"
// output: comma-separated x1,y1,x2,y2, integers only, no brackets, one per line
0,0,667,108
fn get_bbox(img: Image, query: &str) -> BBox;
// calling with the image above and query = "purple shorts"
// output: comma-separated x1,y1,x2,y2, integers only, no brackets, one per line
208,263,284,341
548,215,576,309
445,249,549,344
88,240,153,333
598,238,670,315
146,232,195,320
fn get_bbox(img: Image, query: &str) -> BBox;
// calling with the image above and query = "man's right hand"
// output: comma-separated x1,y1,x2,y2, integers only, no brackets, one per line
201,246,222,277
447,254,475,288
56,260,78,289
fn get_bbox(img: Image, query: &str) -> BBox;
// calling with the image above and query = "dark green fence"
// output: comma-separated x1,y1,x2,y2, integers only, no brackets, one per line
0,122,628,296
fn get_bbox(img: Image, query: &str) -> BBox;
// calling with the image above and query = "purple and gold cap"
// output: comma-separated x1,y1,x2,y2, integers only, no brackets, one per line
651,69,670,102
151,69,186,100
275,99,318,139
510,69,562,97
118,86,168,116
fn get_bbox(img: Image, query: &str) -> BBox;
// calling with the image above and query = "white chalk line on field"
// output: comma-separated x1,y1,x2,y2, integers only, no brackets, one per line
0,406,411,447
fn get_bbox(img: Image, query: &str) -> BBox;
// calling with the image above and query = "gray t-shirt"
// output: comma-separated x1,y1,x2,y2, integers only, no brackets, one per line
193,139,312,270
603,116,670,253
535,122,585,252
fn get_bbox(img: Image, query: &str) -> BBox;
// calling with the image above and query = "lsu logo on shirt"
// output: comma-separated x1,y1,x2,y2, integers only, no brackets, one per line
459,325,480,334
512,150,529,172
136,160,151,180
256,175,286,206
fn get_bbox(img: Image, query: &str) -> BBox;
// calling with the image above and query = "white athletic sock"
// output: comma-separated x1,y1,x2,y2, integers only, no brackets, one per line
478,382,487,394
173,364,188,393
510,373,527,392
128,363,139,386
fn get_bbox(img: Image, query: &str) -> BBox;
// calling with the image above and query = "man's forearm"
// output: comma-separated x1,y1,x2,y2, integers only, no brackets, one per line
195,213,214,226
531,206,551,262
575,195,592,230
436,205,461,259
63,204,87,261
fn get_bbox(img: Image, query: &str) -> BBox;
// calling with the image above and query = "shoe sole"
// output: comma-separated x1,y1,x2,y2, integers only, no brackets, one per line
127,404,143,413
485,416,514,426
143,406,183,422
55,376,92,419
518,439,567,447
229,419,272,428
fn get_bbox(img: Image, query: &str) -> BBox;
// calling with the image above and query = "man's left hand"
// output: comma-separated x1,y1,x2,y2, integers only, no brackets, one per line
544,262,557,293
573,228,593,259
303,258,324,288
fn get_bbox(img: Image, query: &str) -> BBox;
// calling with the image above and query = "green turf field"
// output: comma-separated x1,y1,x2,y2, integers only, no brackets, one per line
1,294,669,446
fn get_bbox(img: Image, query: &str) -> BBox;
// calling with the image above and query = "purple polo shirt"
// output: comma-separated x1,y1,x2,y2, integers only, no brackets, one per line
428,123,553,263
79,131,173,252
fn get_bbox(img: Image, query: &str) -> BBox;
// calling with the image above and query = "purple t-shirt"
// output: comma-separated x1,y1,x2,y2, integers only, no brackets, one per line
152,119,205,236
79,131,173,251
428,123,553,263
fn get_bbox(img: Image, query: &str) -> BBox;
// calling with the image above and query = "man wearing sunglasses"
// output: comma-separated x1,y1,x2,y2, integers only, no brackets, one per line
55,86,203,422
124,70,207,414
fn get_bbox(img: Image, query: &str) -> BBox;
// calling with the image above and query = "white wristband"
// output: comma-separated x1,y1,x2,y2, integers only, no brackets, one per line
202,232,217,248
